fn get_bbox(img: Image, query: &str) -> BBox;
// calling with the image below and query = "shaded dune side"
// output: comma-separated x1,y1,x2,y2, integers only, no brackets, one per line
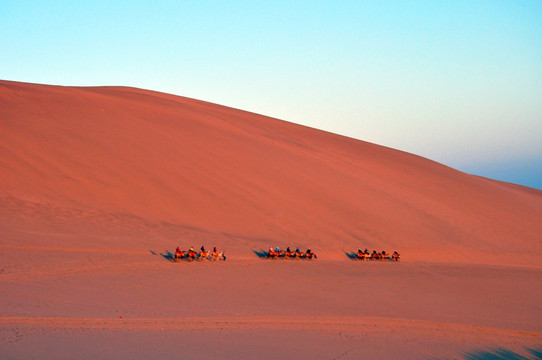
1,80,541,265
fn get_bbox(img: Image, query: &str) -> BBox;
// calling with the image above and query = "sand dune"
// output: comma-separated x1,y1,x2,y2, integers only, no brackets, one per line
2,80,541,265
1,80,541,359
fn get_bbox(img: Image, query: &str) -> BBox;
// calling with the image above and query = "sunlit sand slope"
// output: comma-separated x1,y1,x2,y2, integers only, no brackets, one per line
1,80,541,265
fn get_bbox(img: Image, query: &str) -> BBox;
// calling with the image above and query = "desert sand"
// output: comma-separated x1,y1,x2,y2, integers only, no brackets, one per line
1,80,541,359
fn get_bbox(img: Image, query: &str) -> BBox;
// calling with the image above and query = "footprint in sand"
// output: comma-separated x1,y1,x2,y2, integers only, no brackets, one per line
1,329,24,344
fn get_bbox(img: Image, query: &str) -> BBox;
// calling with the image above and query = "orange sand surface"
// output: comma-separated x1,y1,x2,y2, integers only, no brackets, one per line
1,80,541,359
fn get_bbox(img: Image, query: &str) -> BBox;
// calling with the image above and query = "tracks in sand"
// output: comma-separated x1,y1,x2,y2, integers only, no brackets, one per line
1,316,540,339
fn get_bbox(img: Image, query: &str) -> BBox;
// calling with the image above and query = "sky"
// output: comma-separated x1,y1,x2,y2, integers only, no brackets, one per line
1,1,541,189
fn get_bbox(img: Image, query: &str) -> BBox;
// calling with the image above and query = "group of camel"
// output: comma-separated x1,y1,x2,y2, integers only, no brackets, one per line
174,246,225,262
355,249,400,261
172,246,400,262
268,247,317,259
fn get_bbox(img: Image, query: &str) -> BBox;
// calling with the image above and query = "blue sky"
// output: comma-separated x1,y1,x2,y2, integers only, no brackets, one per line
2,1,541,189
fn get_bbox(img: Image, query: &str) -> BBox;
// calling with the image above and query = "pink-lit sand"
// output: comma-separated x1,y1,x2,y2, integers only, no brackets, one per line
1,80,541,359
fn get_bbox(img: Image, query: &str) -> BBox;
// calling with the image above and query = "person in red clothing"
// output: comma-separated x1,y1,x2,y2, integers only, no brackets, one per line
174,246,185,261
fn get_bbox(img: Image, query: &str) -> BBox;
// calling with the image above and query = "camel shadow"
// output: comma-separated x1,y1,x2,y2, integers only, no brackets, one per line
160,250,175,262
462,347,542,359
149,249,176,262
344,251,358,260
252,249,269,259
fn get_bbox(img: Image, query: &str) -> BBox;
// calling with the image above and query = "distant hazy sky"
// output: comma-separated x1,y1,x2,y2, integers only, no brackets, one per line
2,1,541,189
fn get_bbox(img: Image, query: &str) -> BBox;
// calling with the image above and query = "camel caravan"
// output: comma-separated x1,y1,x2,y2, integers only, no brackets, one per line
354,249,400,261
174,246,226,262
268,247,317,260
170,246,400,262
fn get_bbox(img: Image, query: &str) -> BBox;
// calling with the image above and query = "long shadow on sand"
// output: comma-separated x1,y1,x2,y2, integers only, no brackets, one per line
159,250,175,262
344,251,357,260
460,347,542,360
252,249,269,259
